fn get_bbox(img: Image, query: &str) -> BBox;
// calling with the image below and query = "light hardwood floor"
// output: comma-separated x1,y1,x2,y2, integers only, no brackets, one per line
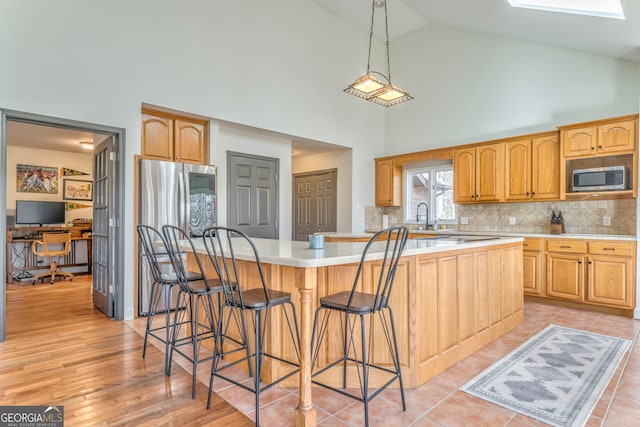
4,276,640,426
0,276,252,426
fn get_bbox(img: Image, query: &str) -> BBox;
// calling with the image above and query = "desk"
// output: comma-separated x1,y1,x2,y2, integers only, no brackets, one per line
187,236,524,426
6,228,92,282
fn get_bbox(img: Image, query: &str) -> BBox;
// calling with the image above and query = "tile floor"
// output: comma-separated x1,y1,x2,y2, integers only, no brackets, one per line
127,302,640,426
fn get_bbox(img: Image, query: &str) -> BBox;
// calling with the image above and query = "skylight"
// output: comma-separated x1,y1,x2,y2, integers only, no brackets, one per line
507,0,625,20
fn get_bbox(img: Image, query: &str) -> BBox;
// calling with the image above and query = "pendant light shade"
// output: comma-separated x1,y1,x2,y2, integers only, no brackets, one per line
344,0,413,107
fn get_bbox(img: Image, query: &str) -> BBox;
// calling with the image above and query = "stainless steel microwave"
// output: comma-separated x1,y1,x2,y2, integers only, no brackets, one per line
572,166,626,192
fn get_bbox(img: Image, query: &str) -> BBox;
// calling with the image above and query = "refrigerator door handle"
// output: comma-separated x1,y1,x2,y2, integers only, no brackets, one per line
178,168,187,232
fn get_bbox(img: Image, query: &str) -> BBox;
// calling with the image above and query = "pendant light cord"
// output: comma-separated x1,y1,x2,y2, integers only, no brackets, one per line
366,0,376,75
383,1,392,84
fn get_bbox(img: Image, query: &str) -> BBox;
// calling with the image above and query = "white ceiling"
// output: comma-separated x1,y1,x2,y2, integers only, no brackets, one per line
314,0,640,61
6,121,97,154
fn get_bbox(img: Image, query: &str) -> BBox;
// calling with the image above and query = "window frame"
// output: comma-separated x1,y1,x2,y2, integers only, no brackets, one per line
403,164,456,226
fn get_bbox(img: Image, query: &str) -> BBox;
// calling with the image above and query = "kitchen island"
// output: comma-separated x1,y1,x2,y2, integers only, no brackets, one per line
189,235,524,427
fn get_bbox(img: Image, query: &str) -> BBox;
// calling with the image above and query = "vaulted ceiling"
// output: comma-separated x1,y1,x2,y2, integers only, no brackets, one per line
314,0,640,61
8,1,640,155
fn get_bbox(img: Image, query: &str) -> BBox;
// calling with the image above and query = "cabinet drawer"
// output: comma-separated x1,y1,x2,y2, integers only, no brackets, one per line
589,241,635,257
522,238,541,251
547,240,587,253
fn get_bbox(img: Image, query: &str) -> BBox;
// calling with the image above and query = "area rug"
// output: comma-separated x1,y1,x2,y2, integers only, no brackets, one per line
460,324,631,427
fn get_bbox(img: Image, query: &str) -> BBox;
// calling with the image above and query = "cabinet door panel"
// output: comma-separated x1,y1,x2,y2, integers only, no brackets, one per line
531,135,560,199
142,114,173,160
453,148,475,202
476,144,503,202
587,256,633,307
505,140,530,201
523,251,541,296
598,120,636,154
562,127,596,157
174,119,205,164
546,254,584,301
375,159,401,206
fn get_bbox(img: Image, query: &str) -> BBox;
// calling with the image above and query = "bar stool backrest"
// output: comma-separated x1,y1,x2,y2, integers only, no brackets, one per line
137,225,169,284
162,225,208,289
202,226,269,307
350,226,409,311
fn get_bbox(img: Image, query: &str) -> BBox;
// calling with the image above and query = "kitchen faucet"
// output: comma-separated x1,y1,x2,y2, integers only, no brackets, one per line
416,202,430,230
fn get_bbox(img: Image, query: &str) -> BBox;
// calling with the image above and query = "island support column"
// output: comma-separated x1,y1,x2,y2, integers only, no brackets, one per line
294,267,317,427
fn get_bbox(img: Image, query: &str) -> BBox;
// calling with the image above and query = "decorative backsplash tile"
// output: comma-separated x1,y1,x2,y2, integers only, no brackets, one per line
366,199,636,236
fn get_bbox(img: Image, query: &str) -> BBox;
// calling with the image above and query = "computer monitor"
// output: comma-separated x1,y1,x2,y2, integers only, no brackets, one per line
15,200,66,226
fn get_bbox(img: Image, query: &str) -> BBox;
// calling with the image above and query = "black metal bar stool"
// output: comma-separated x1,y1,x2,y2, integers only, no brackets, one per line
202,226,301,427
137,224,203,374
310,225,409,426
162,225,223,399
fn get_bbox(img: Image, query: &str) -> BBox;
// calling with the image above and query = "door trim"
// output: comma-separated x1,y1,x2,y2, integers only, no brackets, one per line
0,109,126,341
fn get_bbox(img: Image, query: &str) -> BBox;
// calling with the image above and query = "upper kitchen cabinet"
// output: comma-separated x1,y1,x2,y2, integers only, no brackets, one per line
142,110,208,164
559,115,638,200
560,115,637,158
454,144,504,203
375,158,402,206
505,133,560,201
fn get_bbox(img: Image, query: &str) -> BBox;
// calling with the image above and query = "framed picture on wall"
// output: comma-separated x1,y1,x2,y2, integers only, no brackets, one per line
63,179,93,201
16,164,58,193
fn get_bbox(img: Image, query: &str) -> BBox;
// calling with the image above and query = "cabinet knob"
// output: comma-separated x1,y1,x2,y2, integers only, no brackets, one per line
532,192,536,195
604,248,615,251
526,192,529,195
588,261,593,264
591,146,595,150
560,245,571,249
598,145,603,149
578,261,582,264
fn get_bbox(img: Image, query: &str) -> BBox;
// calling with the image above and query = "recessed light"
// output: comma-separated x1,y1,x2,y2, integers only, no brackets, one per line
507,0,625,20
79,141,94,150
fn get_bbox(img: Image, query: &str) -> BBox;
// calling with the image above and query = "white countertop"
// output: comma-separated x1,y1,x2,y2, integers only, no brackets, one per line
190,236,523,268
363,229,637,241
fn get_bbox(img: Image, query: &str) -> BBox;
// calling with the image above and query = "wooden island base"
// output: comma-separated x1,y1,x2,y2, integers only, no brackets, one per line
192,238,523,426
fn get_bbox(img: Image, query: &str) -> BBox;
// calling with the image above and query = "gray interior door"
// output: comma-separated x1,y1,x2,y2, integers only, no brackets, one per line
227,152,278,239
293,169,337,241
92,136,114,316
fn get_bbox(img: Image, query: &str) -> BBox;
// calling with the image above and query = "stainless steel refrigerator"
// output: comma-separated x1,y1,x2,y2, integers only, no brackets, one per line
138,159,217,316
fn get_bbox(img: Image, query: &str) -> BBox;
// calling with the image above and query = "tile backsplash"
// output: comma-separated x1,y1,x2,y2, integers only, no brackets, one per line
366,199,636,235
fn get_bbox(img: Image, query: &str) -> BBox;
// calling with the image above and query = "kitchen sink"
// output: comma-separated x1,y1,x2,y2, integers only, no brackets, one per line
412,235,500,243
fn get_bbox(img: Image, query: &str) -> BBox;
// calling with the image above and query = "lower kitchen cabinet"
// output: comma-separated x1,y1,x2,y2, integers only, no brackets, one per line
527,238,636,312
546,252,584,301
522,238,543,296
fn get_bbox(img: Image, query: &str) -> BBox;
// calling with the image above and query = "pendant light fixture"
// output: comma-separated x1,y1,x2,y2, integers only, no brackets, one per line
344,0,413,107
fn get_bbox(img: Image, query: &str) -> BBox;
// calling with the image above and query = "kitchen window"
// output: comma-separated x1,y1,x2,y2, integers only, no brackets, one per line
404,165,456,227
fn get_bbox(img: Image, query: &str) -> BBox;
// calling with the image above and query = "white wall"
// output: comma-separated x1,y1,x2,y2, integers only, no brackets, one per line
387,25,640,154
3,2,640,320
6,146,93,222
292,149,353,233
0,0,386,319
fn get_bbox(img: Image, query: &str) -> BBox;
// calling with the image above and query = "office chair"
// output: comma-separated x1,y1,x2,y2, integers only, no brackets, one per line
31,232,74,284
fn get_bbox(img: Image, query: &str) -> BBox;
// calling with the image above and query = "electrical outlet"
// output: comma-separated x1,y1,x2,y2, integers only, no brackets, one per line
509,217,516,225
603,216,611,226
460,217,469,225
